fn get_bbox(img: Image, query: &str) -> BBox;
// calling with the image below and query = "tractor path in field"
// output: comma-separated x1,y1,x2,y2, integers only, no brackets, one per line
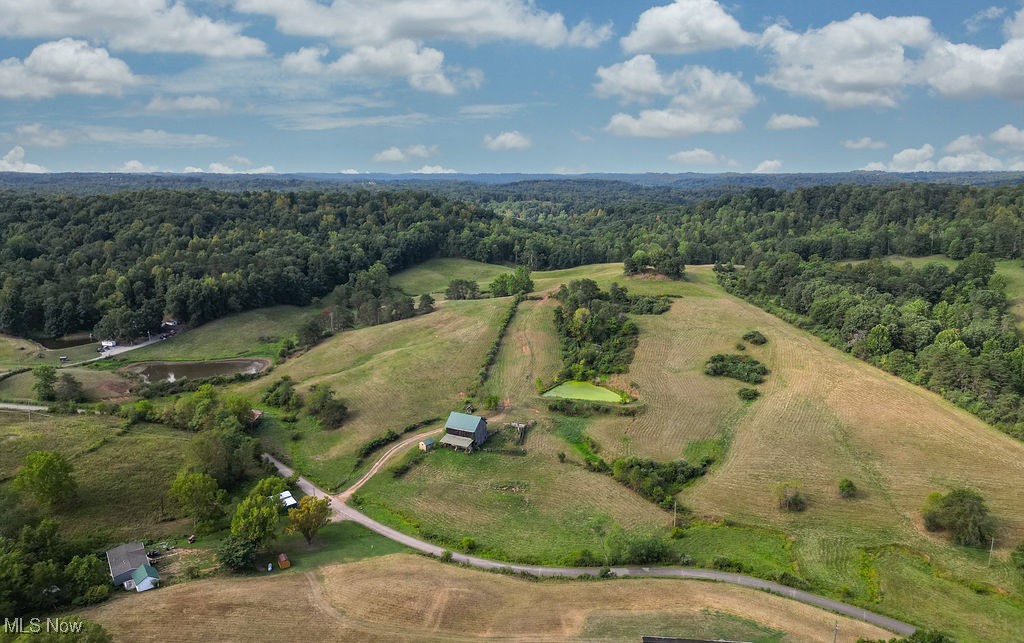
262,453,916,637
338,427,443,501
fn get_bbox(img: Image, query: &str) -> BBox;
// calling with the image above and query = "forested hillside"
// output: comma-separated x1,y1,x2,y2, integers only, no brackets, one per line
2,183,1024,341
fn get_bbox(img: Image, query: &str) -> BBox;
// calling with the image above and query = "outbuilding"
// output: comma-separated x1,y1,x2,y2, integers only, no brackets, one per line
419,437,436,452
279,490,298,509
131,564,160,592
439,412,488,452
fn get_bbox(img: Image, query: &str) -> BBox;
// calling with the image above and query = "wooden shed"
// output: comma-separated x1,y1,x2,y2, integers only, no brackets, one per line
277,553,291,570
439,412,488,451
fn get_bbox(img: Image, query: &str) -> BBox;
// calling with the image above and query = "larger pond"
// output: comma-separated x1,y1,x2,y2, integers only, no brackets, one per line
123,358,269,383
542,381,622,403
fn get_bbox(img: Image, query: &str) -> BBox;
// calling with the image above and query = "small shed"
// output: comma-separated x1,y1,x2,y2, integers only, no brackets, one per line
106,542,149,587
131,564,160,592
278,490,298,509
277,553,291,569
419,437,436,452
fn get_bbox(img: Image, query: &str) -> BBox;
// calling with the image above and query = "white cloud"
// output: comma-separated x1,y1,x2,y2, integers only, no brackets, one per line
843,137,887,150
945,134,984,154
483,131,532,151
0,146,46,172
935,151,1003,171
890,144,935,171
753,159,782,173
372,144,437,162
236,0,609,48
338,168,361,174
0,0,266,57
759,13,934,108
412,165,457,174
667,148,732,165
965,7,1006,33
0,39,137,99
116,160,159,173
765,113,819,130
920,39,1024,100
82,127,224,147
187,162,275,174
282,40,457,94
1005,8,1024,39
11,123,68,147
458,104,527,118
228,155,252,166
595,55,675,104
605,66,756,138
621,0,754,54
146,95,227,112
991,124,1024,148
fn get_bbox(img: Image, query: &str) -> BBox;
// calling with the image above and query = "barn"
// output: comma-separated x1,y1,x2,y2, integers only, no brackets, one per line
439,412,488,451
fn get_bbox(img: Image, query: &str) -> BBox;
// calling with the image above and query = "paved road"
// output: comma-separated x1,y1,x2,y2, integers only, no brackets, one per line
264,453,916,636
0,402,48,412
67,335,167,367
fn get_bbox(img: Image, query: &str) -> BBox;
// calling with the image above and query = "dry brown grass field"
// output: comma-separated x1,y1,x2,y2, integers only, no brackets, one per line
84,553,893,642
479,297,561,408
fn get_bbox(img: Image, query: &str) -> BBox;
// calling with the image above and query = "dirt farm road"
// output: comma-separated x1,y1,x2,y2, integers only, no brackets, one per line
263,453,917,637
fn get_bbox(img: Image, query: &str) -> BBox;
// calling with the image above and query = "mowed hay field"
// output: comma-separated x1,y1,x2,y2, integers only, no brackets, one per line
480,297,561,408
84,553,894,642
240,297,510,489
392,257,512,295
0,366,131,402
0,411,188,539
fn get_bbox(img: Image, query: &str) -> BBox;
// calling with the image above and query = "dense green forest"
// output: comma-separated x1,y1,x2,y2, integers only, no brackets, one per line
718,253,1024,438
2,183,1024,342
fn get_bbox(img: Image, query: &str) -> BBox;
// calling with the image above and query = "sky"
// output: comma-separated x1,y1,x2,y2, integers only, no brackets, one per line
1,1,1023,175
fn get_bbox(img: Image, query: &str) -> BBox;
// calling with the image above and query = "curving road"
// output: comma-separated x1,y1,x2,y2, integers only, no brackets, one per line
263,453,916,636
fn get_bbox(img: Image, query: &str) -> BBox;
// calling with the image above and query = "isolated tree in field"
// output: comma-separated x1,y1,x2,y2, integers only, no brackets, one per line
168,471,226,529
55,372,86,403
216,534,257,572
418,292,435,313
838,478,857,498
286,495,331,545
445,279,478,300
230,494,280,549
31,365,57,401
15,451,76,507
922,488,995,547
307,384,348,428
775,482,806,512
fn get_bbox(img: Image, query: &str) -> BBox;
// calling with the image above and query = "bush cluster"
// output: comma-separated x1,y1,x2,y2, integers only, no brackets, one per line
704,354,769,384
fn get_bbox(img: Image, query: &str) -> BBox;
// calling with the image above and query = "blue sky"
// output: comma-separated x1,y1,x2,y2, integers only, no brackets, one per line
0,1,1023,174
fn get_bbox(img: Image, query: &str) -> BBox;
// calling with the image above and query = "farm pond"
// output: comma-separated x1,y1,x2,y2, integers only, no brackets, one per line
542,381,622,402
122,358,269,383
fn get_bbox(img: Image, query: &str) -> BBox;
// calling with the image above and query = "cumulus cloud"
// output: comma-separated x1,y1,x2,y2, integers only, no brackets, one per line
843,137,887,150
0,0,266,57
187,161,276,174
759,13,934,109
412,165,457,174
483,131,532,151
753,159,782,173
621,0,754,54
605,66,757,138
0,146,46,172
372,144,437,162
667,148,732,165
965,6,1005,34
888,144,936,171
866,139,1010,172
765,113,819,130
236,0,609,48
116,160,159,173
595,55,676,104
10,123,68,147
146,95,227,112
1005,8,1024,39
936,151,1003,171
0,39,137,99
920,39,1024,100
945,134,984,154
991,124,1024,148
282,40,458,94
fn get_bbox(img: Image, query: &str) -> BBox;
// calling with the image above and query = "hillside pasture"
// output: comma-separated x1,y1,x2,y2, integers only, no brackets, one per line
243,298,508,489
0,411,187,539
0,367,131,402
392,257,512,295
478,297,561,408
83,553,894,642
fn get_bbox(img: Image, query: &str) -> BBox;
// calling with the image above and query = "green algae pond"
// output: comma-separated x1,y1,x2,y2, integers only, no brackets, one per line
542,381,623,402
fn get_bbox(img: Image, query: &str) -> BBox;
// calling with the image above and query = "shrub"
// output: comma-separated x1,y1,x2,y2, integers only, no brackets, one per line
742,330,768,345
737,387,760,401
711,556,745,572
922,487,995,547
735,343,746,351
838,478,857,498
611,457,707,508
557,451,566,463
460,537,476,552
483,394,501,410
217,535,257,572
439,550,453,562
704,354,769,384
776,482,807,512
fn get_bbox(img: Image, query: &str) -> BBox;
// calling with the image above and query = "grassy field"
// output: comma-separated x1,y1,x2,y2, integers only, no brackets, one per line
0,367,132,402
392,257,512,295
543,381,622,402
478,297,561,409
0,411,188,539
112,305,311,363
242,297,510,490
83,553,894,641
0,334,104,371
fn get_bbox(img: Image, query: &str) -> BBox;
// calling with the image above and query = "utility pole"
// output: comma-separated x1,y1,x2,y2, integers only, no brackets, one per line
988,536,996,567
672,500,677,529
832,622,839,643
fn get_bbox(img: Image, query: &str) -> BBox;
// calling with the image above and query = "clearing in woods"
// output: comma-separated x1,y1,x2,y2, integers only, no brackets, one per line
392,257,512,296
82,553,894,642
239,297,508,489
0,411,187,539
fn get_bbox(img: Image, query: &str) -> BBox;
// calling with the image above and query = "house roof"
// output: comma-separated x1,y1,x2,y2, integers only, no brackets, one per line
440,433,475,449
421,437,436,445
279,491,297,507
132,563,159,584
445,411,486,433
106,542,148,581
